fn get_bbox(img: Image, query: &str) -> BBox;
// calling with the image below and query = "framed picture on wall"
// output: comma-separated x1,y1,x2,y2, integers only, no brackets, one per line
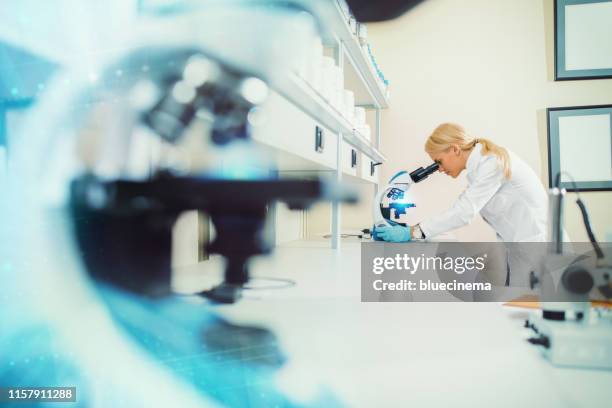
547,104,612,191
554,0,612,80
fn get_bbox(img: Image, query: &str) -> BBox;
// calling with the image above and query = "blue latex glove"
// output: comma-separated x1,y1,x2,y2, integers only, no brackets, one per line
373,224,411,242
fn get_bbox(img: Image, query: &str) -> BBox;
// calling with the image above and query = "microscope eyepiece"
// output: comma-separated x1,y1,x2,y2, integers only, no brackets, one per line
409,162,439,183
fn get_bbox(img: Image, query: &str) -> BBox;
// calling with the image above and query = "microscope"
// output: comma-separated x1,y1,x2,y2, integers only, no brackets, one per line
525,174,612,369
67,46,357,304
0,2,431,406
372,163,438,232
0,1,360,306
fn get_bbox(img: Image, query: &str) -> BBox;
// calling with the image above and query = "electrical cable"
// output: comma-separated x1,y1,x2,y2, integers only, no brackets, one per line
555,171,604,259
575,199,605,259
323,228,372,239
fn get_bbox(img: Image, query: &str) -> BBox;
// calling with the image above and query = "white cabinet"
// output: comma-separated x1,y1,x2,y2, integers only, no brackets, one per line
174,1,390,257
360,153,380,184
253,92,338,171
250,3,390,247
341,140,359,177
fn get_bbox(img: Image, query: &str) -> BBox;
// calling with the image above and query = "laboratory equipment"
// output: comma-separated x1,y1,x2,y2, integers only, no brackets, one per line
66,47,357,304
372,162,438,231
0,1,421,405
6,2,360,306
525,173,612,369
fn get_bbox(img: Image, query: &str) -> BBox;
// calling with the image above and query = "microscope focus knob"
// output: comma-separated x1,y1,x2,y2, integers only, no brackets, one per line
562,265,594,295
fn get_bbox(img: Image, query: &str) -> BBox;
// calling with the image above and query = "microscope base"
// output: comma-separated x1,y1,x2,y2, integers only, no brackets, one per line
527,314,612,370
199,284,243,304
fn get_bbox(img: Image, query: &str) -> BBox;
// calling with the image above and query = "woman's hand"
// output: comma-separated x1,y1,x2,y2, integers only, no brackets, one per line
373,224,412,242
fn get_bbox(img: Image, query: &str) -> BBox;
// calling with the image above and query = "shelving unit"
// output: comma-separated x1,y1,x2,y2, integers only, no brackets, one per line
265,1,391,249
278,73,386,163
326,1,390,109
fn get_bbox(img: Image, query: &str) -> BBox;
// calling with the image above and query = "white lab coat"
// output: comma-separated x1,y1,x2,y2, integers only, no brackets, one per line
420,143,549,285
420,143,548,241
420,144,549,285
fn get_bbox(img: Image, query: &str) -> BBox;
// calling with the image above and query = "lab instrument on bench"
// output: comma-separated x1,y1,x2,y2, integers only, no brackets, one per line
525,173,612,369
372,162,438,233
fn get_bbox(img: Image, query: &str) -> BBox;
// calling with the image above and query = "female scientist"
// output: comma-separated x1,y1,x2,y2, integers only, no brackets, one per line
374,123,549,243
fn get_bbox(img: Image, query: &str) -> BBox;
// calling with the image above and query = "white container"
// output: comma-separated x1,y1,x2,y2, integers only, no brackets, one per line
335,89,345,114
309,37,324,91
357,124,371,142
357,23,368,45
297,37,319,81
348,16,358,36
331,66,343,108
329,66,338,106
354,107,366,127
321,56,335,102
310,60,322,93
335,67,344,91
343,90,355,122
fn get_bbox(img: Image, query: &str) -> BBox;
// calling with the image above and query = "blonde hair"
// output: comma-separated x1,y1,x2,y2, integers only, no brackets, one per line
424,123,511,179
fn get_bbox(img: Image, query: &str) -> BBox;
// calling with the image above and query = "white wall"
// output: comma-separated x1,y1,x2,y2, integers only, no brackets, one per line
361,0,612,241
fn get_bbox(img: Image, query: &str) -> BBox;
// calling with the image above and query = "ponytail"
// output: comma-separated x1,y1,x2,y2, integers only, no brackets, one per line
476,137,512,179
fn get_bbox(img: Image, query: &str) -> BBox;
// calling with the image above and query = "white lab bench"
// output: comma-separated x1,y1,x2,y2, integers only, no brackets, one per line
172,240,611,407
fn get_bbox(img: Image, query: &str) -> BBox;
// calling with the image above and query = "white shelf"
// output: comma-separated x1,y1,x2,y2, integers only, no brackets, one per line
341,130,383,163
274,73,386,163
277,73,350,133
327,1,390,109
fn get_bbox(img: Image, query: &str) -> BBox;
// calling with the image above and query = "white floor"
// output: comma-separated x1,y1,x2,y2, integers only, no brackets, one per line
172,239,611,408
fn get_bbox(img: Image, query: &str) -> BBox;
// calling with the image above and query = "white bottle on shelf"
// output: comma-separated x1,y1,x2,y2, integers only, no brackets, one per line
333,67,344,112
343,90,355,123
357,23,368,45
309,37,324,92
354,107,366,127
358,124,371,142
348,15,358,36
321,56,335,102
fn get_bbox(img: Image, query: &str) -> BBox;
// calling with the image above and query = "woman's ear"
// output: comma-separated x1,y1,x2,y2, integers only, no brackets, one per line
452,144,461,155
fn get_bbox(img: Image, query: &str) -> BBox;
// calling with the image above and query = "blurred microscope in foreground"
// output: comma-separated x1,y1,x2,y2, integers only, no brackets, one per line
69,46,357,304
1,1,367,406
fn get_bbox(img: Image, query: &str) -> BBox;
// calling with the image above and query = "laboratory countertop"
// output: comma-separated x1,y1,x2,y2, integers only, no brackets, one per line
172,239,611,408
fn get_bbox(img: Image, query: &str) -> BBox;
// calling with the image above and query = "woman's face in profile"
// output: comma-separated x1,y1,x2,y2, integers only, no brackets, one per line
428,145,464,178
